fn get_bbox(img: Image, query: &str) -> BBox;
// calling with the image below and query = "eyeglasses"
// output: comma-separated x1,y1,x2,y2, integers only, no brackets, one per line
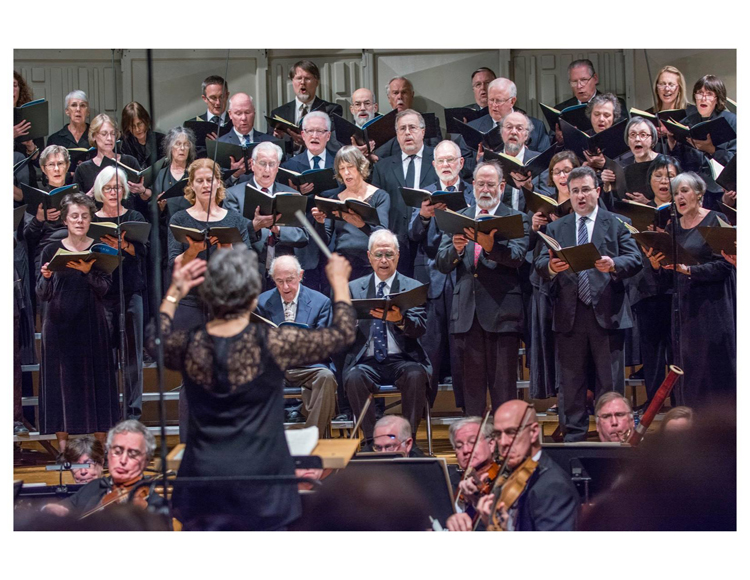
454,438,479,452
657,82,678,90
204,94,226,103
491,424,531,440
435,157,459,166
488,97,512,106
110,446,145,460
475,181,498,189
695,91,716,101
628,131,652,141
396,124,421,134
597,411,632,421
45,162,67,169
502,123,528,133
255,161,279,169
97,131,116,139
352,100,373,109
293,75,315,84
552,168,573,176
173,142,190,150
570,186,597,195
102,185,125,193
570,76,593,87
303,129,329,136
372,252,397,261
372,436,406,453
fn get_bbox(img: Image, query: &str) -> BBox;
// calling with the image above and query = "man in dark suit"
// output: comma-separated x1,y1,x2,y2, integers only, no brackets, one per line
256,255,338,436
408,140,473,408
535,166,642,441
465,67,496,111
465,400,578,531
268,60,343,155
435,161,530,417
343,229,431,441
371,109,439,276
223,142,308,282
186,75,233,133
278,111,338,291
217,92,275,185
469,78,550,153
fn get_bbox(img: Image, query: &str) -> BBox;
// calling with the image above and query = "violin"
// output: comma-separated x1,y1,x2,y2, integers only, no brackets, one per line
486,455,538,531
456,459,501,505
79,475,150,519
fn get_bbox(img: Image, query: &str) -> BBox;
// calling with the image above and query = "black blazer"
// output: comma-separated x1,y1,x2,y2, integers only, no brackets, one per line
435,203,530,334
370,146,439,243
216,128,275,147
534,207,642,333
468,113,551,153
270,96,343,127
515,451,579,531
279,147,336,174
344,272,431,375
194,111,233,128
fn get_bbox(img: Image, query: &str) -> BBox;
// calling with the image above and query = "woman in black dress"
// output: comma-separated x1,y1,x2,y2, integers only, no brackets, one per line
92,167,149,420
147,247,355,530
73,113,141,196
622,117,660,203
311,145,390,280
37,193,119,451
648,172,735,408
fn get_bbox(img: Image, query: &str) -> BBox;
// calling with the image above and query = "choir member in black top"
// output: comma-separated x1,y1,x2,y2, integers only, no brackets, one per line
652,66,696,140
92,167,149,420
37,193,119,450
24,146,72,281
46,90,91,153
13,71,42,162
648,172,735,408
311,146,390,280
623,117,659,203
581,93,626,205
528,150,579,401
147,248,355,530
74,113,141,196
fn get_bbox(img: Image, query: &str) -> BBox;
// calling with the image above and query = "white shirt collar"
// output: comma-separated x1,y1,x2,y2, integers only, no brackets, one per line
374,271,398,293
439,178,460,191
307,148,326,167
282,284,301,306
575,203,599,222
477,201,501,216
233,127,253,142
207,110,226,123
296,96,314,112
504,145,527,161
252,177,274,194
401,144,424,162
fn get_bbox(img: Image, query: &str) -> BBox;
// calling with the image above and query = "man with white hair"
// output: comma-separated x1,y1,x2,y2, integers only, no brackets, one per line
256,255,338,436
408,140,474,409
468,78,550,152
223,141,307,281
217,92,276,184
368,415,424,457
350,88,379,127
343,229,431,442
497,110,547,213
436,161,530,418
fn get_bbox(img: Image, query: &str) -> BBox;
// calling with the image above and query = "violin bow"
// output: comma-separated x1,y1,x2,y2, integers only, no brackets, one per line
460,409,492,481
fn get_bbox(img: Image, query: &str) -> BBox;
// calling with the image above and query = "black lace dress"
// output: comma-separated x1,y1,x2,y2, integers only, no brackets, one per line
147,302,356,530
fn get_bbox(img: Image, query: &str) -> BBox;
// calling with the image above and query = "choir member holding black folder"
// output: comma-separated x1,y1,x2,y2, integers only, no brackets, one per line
311,146,390,280
622,117,660,204
46,90,91,154
37,193,119,452
74,114,141,196
647,172,735,408
91,167,150,420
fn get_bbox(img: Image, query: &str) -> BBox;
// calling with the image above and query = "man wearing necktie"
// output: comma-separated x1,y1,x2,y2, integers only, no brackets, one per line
535,166,642,441
186,75,232,139
436,161,530,417
255,255,338,436
408,140,475,410
343,230,431,443
217,93,275,186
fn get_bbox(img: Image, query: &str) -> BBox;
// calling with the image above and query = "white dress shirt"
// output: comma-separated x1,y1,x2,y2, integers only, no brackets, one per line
306,149,327,169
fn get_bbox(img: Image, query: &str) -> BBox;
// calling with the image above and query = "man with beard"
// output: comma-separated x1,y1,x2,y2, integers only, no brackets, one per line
469,78,549,153
269,60,343,154
408,140,473,408
436,162,530,417
347,88,380,161
497,111,547,212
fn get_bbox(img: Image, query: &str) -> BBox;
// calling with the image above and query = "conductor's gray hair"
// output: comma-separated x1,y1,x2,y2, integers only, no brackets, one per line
448,416,494,449
199,247,262,320
65,90,89,109
269,254,302,278
252,141,283,163
106,420,157,461
302,111,331,132
93,166,130,203
374,415,411,442
367,229,399,252
671,172,706,199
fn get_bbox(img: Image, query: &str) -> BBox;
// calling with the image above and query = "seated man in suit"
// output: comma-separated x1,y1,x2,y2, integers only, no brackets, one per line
469,77,550,153
466,400,578,531
408,140,473,408
535,166,642,442
186,75,232,136
466,67,496,111
371,109,439,276
343,229,431,442
436,161,530,417
269,59,343,154
218,92,275,186
594,392,635,443
223,141,308,282
256,255,338,436
368,415,424,457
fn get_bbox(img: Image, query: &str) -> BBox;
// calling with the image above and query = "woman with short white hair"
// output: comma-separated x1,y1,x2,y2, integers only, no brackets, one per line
47,90,91,152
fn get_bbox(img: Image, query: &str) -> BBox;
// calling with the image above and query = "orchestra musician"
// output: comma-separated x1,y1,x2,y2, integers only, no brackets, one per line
43,420,156,517
594,392,635,443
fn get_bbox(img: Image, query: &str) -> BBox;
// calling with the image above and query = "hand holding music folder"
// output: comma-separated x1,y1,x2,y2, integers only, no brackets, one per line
169,224,244,245
631,231,700,266
184,119,233,147
433,209,525,242
560,118,629,161
276,167,338,196
47,244,120,275
697,218,736,256
21,183,79,216
330,110,398,153
539,102,591,133
87,221,152,246
351,284,428,320
450,118,502,151
523,190,571,218
663,117,736,148
484,144,557,181
314,196,380,226
100,156,165,188
537,231,603,273
243,185,308,227
400,187,468,212
14,99,49,142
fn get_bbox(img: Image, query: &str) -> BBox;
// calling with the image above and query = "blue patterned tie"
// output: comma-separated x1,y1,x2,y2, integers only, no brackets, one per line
577,215,592,305
446,185,456,192
373,281,388,362
312,155,321,170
